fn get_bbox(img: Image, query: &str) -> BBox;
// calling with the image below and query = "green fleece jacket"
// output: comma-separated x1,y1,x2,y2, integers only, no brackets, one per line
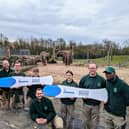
79,74,106,105
105,76,129,117
60,80,78,105
30,97,56,123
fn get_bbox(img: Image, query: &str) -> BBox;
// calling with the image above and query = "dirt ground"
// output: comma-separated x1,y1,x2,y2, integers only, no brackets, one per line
1,63,129,129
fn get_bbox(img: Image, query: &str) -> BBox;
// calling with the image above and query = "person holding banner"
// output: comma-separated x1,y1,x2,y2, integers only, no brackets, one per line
79,63,106,129
103,66,129,129
27,68,43,107
9,61,25,109
60,70,78,129
0,59,14,109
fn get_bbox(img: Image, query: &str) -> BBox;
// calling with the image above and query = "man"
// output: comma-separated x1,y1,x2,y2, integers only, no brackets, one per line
79,63,106,129
9,61,25,109
60,70,78,129
0,59,14,109
103,66,129,129
30,88,63,129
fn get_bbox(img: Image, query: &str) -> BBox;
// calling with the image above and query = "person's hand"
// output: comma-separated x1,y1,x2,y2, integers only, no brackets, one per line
40,118,47,124
36,118,47,124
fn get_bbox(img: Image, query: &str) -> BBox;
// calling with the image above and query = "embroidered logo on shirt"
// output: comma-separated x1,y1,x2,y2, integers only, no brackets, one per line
97,83,101,87
44,106,48,110
113,88,117,93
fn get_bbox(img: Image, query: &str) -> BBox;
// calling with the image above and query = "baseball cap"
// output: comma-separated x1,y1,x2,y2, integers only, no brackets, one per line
103,66,115,73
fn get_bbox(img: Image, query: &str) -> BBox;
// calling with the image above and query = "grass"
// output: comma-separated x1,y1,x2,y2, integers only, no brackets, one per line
74,55,129,67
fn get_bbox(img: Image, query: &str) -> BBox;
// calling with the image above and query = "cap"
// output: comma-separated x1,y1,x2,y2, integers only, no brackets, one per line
103,66,115,73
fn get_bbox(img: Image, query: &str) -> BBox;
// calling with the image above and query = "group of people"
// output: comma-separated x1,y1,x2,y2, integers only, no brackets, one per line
0,59,24,109
0,59,129,129
60,64,129,129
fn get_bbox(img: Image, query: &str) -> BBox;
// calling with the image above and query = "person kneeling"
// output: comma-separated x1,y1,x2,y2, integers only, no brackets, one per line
30,88,63,129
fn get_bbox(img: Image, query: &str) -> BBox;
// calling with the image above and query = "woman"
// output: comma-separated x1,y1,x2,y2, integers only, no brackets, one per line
60,70,78,129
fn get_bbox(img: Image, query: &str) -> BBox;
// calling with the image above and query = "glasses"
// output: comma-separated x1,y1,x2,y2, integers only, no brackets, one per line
89,67,96,69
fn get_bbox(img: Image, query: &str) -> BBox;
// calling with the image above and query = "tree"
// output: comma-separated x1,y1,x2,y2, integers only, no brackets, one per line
103,39,113,65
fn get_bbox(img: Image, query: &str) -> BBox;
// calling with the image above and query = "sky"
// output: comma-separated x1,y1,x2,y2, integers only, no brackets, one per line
0,0,129,44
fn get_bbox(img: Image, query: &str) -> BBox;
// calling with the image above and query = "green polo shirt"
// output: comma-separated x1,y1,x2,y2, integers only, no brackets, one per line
30,97,56,123
79,74,106,105
105,76,129,117
60,80,78,105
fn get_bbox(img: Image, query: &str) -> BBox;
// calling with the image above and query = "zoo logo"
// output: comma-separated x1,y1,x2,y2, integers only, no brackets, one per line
97,83,101,87
44,106,48,110
113,88,117,93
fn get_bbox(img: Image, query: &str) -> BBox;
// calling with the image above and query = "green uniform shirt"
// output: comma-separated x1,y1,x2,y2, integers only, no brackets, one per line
79,74,106,105
105,76,129,117
60,80,78,105
30,97,56,123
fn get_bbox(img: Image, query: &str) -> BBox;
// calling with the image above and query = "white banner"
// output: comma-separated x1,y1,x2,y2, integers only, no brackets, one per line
10,76,53,88
44,85,108,103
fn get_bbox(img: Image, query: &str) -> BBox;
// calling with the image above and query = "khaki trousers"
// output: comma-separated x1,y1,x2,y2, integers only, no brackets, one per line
61,103,75,129
83,104,99,129
32,115,63,129
103,110,126,129
10,95,24,109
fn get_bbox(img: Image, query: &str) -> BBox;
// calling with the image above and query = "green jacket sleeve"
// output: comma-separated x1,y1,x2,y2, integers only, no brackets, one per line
102,78,106,88
30,101,38,121
79,76,85,88
46,100,56,123
122,82,129,106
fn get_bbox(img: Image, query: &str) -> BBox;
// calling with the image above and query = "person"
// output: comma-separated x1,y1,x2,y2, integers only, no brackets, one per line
30,88,63,129
0,59,14,109
79,63,106,129
26,68,43,107
9,61,25,109
103,66,129,129
60,70,78,129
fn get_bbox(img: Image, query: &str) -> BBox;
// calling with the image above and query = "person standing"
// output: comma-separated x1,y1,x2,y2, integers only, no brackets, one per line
60,70,78,129
0,59,14,109
79,63,106,129
103,66,129,129
27,68,43,107
9,61,25,109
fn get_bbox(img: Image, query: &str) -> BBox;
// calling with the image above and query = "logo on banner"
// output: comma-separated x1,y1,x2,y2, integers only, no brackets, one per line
63,88,75,94
79,90,89,96
19,80,28,83
32,79,40,83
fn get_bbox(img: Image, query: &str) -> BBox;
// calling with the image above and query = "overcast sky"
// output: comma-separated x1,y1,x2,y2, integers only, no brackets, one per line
0,0,129,44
